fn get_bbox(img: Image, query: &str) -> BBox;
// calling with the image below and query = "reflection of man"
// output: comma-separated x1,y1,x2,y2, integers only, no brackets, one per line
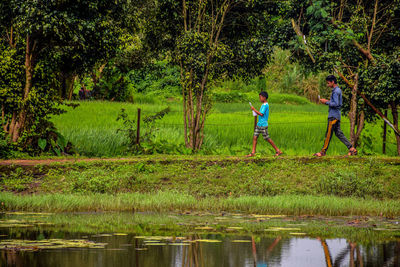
266,236,282,254
317,237,333,267
349,242,356,267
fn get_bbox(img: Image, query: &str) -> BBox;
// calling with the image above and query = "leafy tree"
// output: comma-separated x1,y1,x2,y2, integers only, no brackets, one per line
145,0,283,151
0,0,129,152
86,0,151,102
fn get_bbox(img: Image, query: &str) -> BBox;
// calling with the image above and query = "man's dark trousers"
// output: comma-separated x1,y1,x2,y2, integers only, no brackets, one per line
321,117,352,153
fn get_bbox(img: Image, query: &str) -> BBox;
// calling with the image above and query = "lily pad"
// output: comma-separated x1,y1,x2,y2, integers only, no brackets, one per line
0,239,107,250
145,243,167,246
195,239,222,243
265,227,301,231
194,226,214,230
290,233,307,236
226,227,243,231
252,214,285,218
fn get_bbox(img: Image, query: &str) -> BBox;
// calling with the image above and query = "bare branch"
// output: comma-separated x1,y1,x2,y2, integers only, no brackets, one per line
367,0,378,51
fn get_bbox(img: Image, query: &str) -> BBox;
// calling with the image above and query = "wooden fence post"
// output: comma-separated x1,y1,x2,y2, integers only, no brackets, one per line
383,109,387,154
137,108,141,145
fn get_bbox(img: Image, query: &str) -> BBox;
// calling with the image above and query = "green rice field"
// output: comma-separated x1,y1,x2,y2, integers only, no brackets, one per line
51,93,398,157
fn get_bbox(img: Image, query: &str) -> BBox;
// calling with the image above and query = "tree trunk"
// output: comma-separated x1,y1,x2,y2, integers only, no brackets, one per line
10,35,35,142
91,63,107,96
182,70,210,152
349,74,358,146
349,74,364,147
390,101,400,156
67,75,77,100
59,72,76,100
354,109,365,146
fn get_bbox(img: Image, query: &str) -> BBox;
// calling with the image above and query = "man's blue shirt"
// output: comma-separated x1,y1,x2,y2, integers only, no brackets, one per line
326,86,342,120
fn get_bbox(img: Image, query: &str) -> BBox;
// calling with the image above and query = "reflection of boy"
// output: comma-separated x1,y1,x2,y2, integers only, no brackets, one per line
247,91,283,157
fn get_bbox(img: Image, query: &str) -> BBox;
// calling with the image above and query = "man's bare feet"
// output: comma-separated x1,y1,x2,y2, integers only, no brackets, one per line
246,153,255,157
275,150,283,157
347,147,358,156
313,151,326,157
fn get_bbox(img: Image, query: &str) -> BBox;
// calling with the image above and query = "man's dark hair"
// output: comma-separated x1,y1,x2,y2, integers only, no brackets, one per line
259,91,268,99
326,75,337,84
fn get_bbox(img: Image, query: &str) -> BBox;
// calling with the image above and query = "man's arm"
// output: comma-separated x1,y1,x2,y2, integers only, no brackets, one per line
326,90,340,108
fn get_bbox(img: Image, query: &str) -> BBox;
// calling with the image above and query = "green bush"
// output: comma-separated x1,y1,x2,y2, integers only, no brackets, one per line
267,93,311,105
127,60,181,99
212,91,249,103
317,169,384,198
213,76,267,93
70,170,132,193
96,66,130,101
1,168,33,192
0,130,13,159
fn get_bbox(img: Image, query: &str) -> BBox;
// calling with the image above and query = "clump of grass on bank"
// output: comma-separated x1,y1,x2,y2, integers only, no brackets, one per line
1,192,400,217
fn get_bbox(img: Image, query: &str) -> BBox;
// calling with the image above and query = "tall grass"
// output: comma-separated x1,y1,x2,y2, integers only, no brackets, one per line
52,97,398,157
2,192,400,217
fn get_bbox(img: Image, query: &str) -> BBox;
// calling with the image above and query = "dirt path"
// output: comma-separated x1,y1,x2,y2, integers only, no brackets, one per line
1,156,399,166
0,158,135,166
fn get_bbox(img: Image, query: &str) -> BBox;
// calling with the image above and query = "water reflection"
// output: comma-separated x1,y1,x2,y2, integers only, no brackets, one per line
1,230,399,267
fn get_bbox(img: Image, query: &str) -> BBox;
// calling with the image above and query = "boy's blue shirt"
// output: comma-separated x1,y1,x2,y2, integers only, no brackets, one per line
257,102,269,127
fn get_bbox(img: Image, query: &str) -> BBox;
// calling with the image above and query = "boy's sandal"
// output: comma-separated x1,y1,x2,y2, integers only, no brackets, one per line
246,153,255,157
313,151,326,157
347,148,358,156
275,151,283,157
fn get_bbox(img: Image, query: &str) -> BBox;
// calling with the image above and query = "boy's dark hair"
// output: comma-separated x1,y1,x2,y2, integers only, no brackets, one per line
326,75,337,84
259,91,268,99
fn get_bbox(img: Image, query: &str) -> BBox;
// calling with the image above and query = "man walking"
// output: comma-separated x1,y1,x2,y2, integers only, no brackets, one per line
314,75,357,157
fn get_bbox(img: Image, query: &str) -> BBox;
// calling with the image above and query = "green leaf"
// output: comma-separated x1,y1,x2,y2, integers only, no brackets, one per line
306,6,314,15
38,139,47,151
320,9,328,18
55,132,67,149
53,147,61,156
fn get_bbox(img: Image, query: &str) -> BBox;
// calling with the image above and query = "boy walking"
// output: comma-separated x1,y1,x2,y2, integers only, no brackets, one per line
314,75,357,157
247,91,283,157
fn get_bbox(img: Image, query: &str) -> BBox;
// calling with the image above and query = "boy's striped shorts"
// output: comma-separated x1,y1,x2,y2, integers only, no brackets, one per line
254,126,270,140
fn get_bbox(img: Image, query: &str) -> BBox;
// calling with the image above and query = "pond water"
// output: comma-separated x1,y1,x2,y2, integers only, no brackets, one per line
0,212,399,267
1,229,399,267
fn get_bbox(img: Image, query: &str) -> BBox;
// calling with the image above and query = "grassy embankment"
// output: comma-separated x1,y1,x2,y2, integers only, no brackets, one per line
51,93,399,157
1,156,399,216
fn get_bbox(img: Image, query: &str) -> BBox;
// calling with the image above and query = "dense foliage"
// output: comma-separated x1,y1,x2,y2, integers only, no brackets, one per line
287,0,400,151
0,0,138,155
